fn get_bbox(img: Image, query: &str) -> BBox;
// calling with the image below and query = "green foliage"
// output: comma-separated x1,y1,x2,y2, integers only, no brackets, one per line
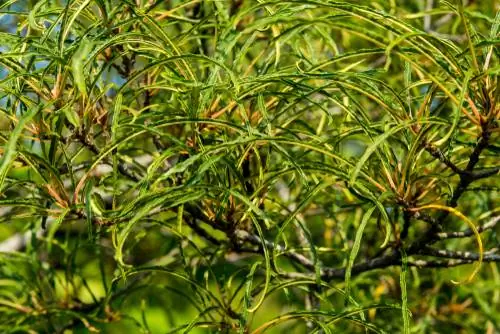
0,0,498,333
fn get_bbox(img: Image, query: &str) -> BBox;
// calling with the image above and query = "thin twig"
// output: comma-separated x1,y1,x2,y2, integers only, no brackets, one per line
420,247,499,261
424,143,464,175
435,216,499,240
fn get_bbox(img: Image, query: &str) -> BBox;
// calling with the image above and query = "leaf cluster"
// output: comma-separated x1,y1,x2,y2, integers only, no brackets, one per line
0,0,498,333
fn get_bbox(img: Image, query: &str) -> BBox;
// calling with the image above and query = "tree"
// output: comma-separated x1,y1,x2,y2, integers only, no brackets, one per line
0,0,498,332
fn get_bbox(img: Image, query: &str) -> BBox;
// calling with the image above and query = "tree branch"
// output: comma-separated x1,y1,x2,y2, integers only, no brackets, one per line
434,216,499,240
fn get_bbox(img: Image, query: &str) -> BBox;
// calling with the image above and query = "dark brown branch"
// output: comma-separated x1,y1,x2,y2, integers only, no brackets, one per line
420,247,499,261
281,252,500,280
408,256,498,268
470,167,499,179
449,123,493,208
435,216,499,239
410,254,500,267
410,121,496,253
412,210,440,226
424,144,498,180
234,229,316,270
425,143,464,175
465,124,492,172
323,251,400,278
181,203,500,281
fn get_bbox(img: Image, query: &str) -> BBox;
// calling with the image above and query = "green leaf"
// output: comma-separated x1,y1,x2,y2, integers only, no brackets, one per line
0,107,39,193
344,205,376,305
71,37,94,99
